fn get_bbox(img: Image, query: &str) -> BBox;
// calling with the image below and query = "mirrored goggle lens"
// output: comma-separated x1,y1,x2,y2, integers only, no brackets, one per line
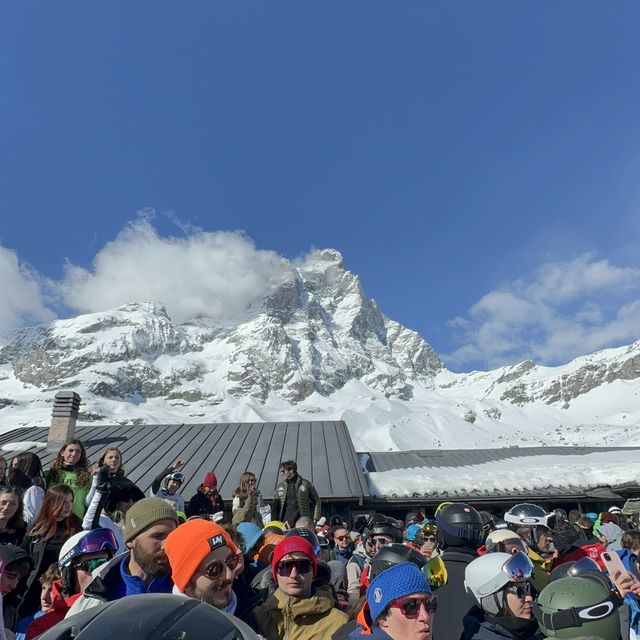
503,551,534,581
568,557,601,576
78,529,118,555
503,539,528,554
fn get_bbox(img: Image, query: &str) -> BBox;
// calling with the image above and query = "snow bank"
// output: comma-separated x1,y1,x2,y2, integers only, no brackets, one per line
367,450,640,497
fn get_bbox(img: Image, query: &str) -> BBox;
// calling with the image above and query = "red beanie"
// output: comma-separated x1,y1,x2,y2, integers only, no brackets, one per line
203,472,217,488
271,536,317,580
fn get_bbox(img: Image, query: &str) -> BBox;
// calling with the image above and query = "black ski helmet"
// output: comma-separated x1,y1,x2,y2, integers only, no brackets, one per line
368,542,427,580
285,527,321,554
435,502,484,549
364,514,403,542
37,593,258,640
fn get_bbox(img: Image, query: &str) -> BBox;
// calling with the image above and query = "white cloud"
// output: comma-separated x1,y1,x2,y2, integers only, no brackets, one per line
58,218,290,324
0,246,55,335
446,253,640,370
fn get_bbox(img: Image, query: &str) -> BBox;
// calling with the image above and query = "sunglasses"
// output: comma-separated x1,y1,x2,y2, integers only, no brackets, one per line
276,559,313,577
200,553,239,580
422,536,437,543
390,595,438,617
334,535,348,541
373,536,393,546
505,582,531,599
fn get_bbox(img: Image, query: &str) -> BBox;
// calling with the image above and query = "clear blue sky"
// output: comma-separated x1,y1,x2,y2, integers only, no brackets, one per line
2,1,640,371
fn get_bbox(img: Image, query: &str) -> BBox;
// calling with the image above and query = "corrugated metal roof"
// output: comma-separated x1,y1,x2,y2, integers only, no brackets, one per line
361,446,640,472
0,421,369,502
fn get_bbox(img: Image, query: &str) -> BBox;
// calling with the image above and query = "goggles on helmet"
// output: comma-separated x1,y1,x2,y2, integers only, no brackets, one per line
59,528,118,568
532,592,621,631
168,472,184,483
502,551,534,583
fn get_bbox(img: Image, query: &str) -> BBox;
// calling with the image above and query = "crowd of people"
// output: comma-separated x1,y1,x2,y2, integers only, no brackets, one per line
0,442,638,640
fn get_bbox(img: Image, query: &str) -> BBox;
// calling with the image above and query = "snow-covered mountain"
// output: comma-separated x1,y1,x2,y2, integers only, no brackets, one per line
1,249,640,452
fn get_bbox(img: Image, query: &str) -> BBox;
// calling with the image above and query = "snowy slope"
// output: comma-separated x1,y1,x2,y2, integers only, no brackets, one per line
1,249,639,456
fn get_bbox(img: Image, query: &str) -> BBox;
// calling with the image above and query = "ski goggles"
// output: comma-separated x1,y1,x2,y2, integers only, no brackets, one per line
59,528,118,568
532,592,621,631
389,595,438,618
168,472,184,483
502,551,534,582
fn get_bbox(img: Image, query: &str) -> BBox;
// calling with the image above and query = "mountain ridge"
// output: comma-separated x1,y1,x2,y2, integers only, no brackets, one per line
1,249,639,452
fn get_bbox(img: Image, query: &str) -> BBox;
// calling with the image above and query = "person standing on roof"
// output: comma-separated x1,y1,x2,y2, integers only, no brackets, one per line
271,460,321,528
232,472,266,527
186,472,225,520
151,459,186,513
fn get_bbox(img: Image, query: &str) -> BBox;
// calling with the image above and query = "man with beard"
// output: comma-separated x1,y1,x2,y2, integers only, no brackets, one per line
65,497,178,617
164,519,262,630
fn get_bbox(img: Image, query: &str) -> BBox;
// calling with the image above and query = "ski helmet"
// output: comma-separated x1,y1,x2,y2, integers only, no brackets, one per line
533,575,622,639
285,527,321,555
37,593,258,640
368,543,427,580
465,551,534,616
435,502,484,549
165,472,184,487
484,529,528,555
548,557,602,583
365,514,403,542
504,503,553,552
58,528,118,597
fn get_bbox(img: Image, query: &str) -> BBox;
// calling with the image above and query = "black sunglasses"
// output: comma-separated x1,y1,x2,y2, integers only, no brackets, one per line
505,582,531,599
276,559,312,577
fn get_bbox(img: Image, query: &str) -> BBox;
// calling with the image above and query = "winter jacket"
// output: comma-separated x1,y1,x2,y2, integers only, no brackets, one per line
271,475,321,525
65,551,173,618
255,585,348,640
22,486,44,529
431,546,479,640
338,601,391,640
232,492,264,527
151,466,185,513
525,548,553,592
346,544,370,607
186,486,225,519
24,580,81,640
461,606,541,640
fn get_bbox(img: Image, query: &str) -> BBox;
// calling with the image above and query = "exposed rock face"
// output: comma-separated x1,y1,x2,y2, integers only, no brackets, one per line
0,251,442,405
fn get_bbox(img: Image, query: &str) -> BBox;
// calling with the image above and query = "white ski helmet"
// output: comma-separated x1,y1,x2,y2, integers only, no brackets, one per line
465,551,534,615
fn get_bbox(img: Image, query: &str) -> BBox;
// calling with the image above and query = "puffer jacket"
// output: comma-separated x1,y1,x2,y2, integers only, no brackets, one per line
255,585,348,640
346,544,370,607
232,491,264,527
271,475,321,523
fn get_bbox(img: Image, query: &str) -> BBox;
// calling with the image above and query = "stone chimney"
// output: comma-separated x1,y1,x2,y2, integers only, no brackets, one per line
48,391,81,450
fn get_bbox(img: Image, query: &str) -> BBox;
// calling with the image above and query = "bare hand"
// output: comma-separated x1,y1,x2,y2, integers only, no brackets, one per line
172,459,185,470
611,569,640,598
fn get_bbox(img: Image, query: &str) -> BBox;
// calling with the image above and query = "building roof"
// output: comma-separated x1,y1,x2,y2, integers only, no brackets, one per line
360,446,640,503
0,421,369,503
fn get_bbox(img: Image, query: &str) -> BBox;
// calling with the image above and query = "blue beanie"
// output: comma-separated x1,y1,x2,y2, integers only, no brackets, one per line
367,562,431,622
237,522,263,555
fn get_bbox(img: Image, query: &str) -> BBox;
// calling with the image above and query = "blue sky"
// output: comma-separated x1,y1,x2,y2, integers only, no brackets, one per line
2,1,640,371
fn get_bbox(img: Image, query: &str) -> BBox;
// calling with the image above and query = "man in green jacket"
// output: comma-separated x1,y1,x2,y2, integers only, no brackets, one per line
271,461,321,527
